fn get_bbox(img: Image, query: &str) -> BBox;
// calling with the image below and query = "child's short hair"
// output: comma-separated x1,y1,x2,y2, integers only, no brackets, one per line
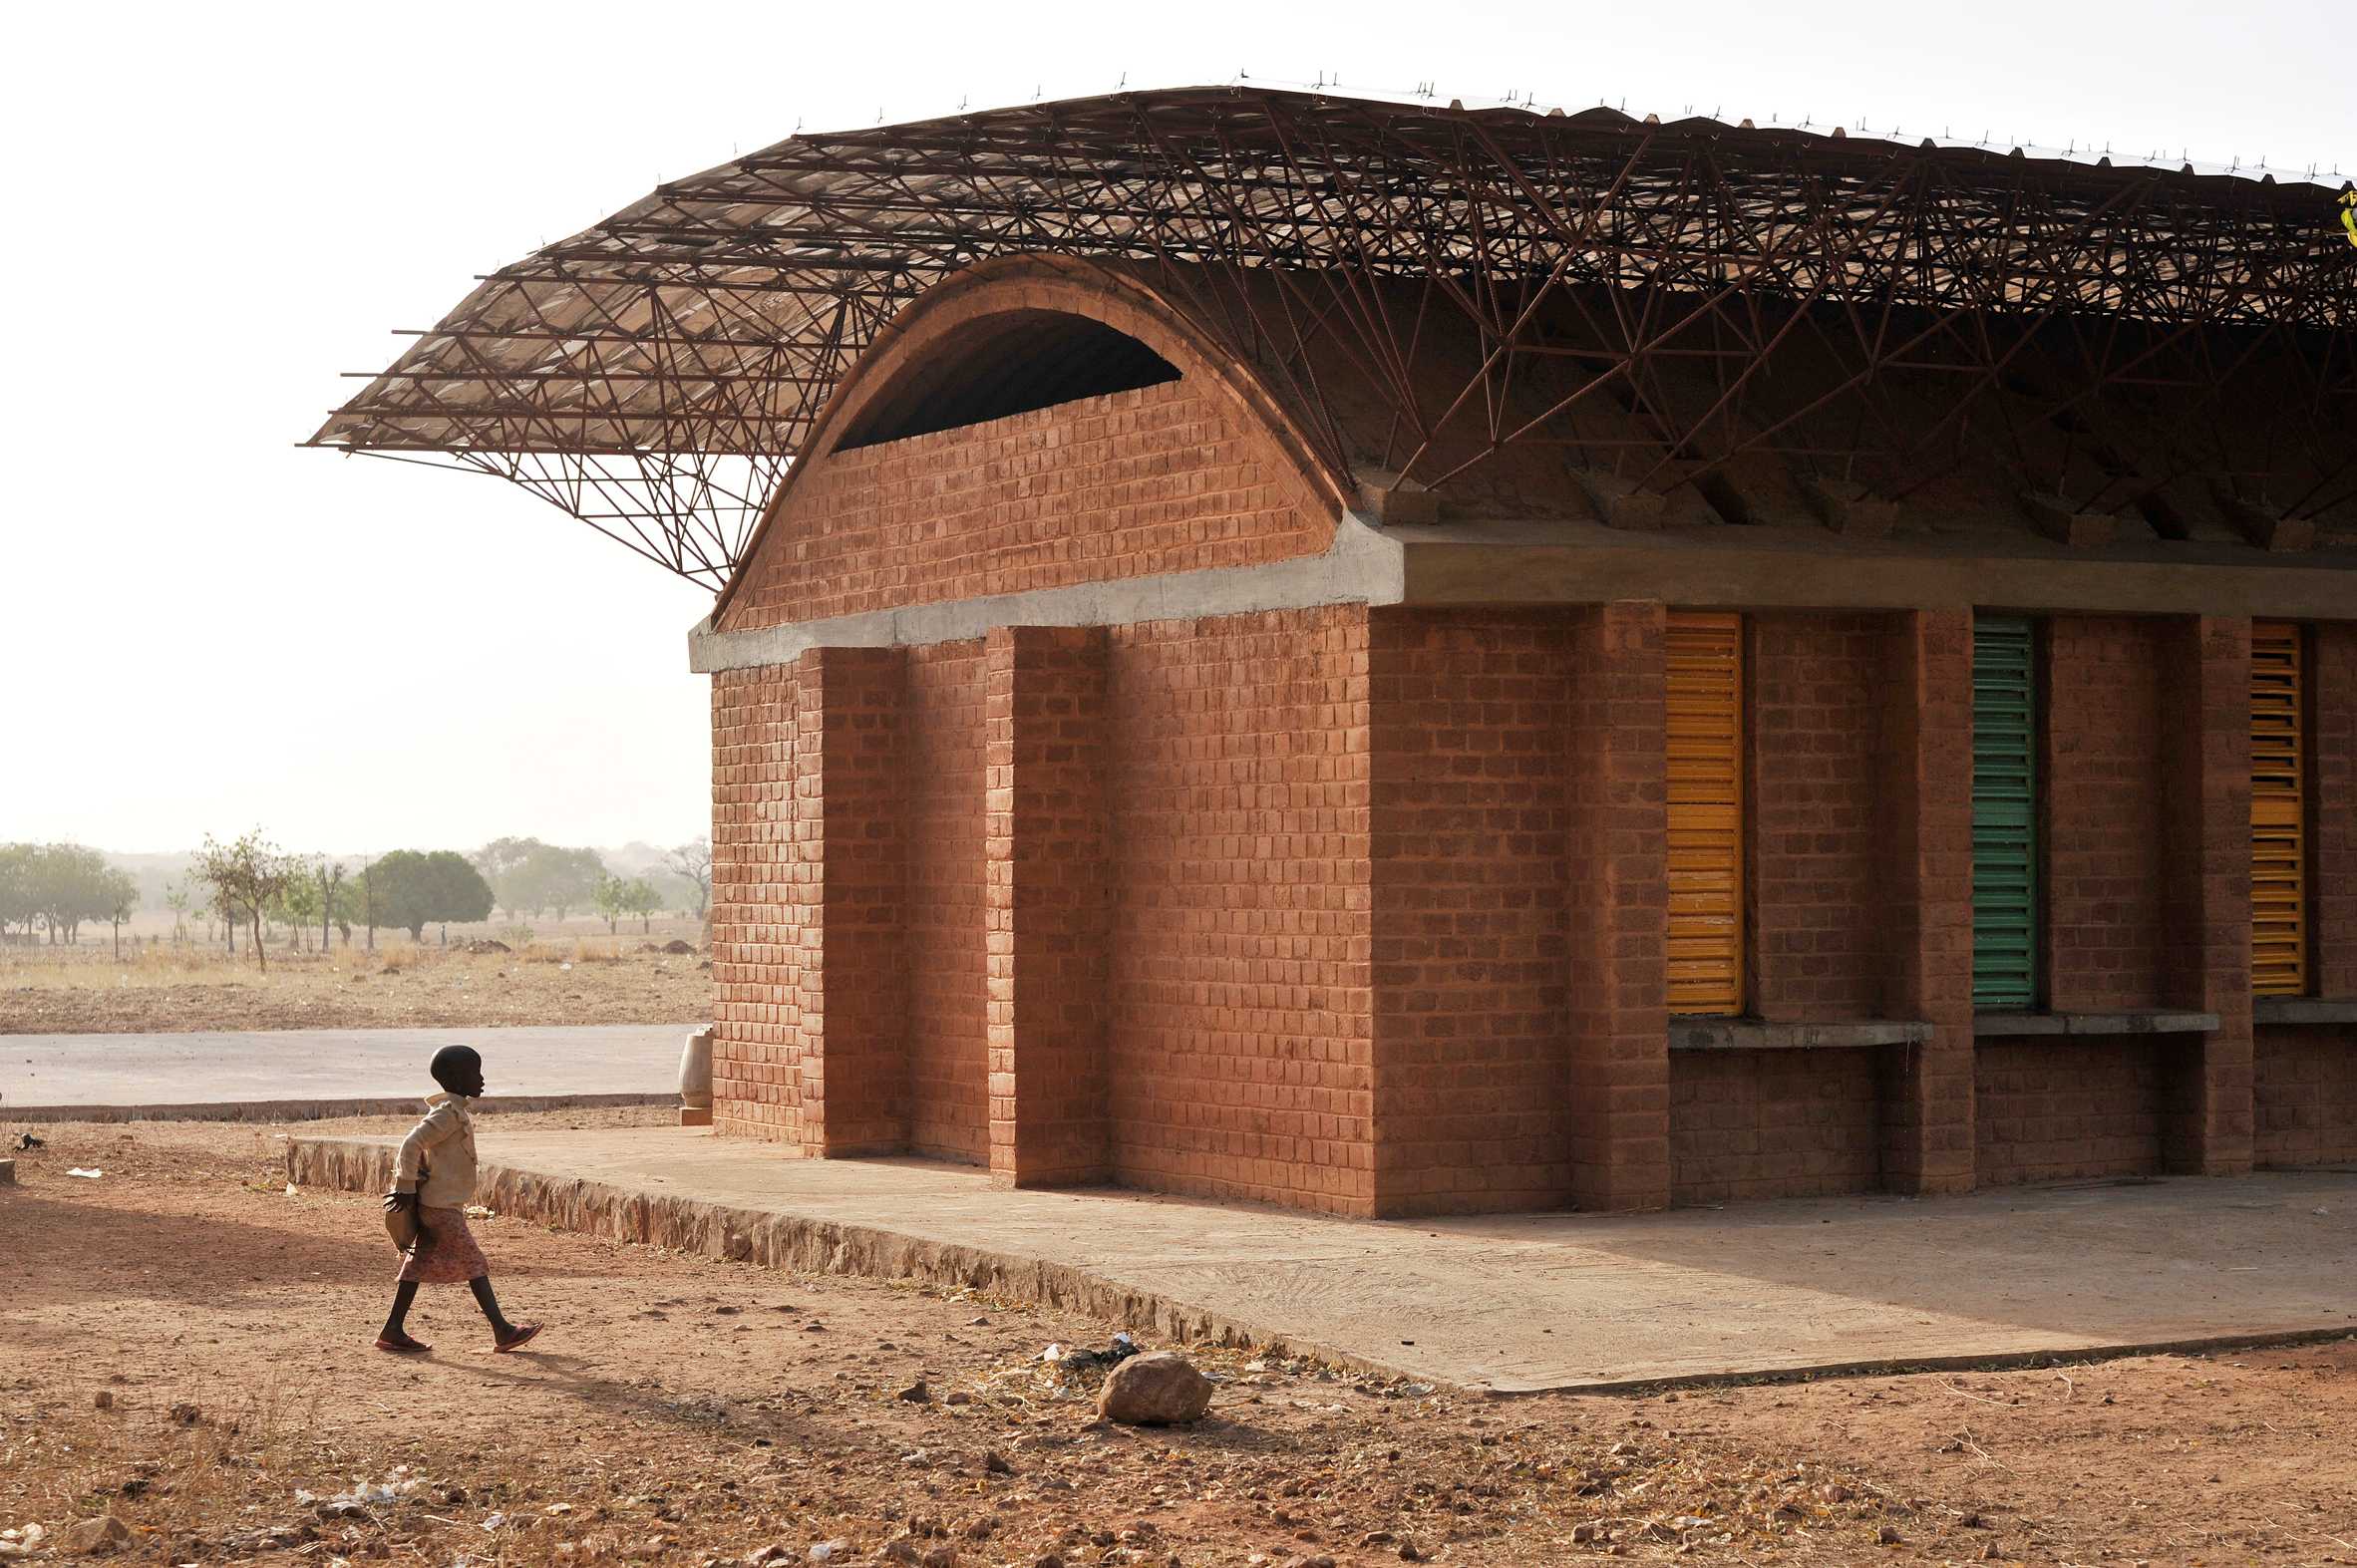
430,1045,482,1095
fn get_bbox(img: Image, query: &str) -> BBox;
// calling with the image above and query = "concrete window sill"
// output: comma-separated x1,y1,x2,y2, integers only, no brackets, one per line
1668,1019,1933,1052
2252,998,2357,1026
1972,1010,2218,1038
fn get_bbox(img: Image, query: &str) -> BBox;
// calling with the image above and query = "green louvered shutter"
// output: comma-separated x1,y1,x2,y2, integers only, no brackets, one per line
1972,616,2038,1009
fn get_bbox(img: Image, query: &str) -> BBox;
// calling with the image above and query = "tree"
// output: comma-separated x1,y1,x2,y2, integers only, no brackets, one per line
0,844,32,945
163,879,191,946
105,868,140,961
364,850,495,942
16,844,121,946
622,877,662,933
193,832,296,973
273,875,321,952
665,837,713,920
314,858,348,954
472,836,541,920
591,874,629,935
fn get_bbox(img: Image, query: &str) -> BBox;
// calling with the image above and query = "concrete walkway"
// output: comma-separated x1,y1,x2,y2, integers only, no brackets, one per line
3,1025,687,1120
288,1125,2357,1393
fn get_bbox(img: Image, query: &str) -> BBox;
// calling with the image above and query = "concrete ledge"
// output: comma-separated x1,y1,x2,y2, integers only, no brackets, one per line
1670,1019,1933,1051
1974,1010,2219,1038
286,1136,1419,1387
691,512,1405,671
7,1092,669,1127
2253,998,2357,1026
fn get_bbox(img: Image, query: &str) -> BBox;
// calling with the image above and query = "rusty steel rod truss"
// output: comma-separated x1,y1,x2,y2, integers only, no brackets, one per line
308,87,2357,589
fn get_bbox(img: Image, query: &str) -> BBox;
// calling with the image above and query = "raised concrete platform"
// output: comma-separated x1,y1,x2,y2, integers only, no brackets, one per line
3,1025,685,1122
288,1126,2357,1394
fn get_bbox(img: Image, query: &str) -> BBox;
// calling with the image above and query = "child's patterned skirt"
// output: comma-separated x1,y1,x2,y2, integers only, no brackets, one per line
398,1206,490,1283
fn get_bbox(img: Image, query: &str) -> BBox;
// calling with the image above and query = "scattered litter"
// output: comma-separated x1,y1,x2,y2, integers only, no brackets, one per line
1040,1331,1139,1383
465,1204,496,1220
295,1469,423,1520
66,1167,104,1179
284,1183,299,1197
543,1503,573,1517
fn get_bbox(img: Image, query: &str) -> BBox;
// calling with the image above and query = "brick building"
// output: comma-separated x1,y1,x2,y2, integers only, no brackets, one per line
315,90,2357,1216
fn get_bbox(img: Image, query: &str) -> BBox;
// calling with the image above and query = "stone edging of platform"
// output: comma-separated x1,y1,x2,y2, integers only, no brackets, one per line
285,1136,1430,1389
13,1093,669,1126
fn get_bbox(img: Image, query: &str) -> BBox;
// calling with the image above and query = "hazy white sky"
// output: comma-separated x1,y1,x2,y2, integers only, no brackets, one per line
3,0,2349,857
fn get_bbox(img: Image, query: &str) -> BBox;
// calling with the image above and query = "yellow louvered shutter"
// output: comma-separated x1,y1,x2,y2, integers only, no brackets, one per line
2251,621,2307,996
1666,611,1745,1015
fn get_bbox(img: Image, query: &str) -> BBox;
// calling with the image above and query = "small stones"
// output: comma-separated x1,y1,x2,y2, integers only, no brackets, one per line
168,1402,202,1425
1876,1523,1902,1545
92,1390,114,1411
895,1380,931,1405
807,1542,854,1566
981,1450,1014,1476
942,1391,970,1407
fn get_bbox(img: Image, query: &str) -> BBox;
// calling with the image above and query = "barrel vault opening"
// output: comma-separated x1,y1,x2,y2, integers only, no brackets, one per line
835,309,1181,451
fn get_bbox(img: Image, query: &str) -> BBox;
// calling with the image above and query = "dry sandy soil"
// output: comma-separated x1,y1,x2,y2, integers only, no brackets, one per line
3,1112,2352,1567
0,942,709,1035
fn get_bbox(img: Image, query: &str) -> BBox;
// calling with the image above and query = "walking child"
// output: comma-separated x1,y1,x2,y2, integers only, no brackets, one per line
376,1045,541,1355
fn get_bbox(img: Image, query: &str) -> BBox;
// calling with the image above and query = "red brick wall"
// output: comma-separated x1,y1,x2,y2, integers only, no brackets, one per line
1877,610,1977,1193
2254,1027,2357,1166
1563,602,1672,1210
711,663,806,1144
1670,1051,1881,1203
1975,1038,2163,1183
2044,617,2170,1012
1104,606,1376,1216
1367,609,1574,1215
987,625,1112,1187
903,642,988,1164
719,380,1332,631
1748,613,1889,1022
792,647,909,1156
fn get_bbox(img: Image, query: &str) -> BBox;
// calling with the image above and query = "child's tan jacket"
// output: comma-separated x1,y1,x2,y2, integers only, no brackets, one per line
392,1092,478,1209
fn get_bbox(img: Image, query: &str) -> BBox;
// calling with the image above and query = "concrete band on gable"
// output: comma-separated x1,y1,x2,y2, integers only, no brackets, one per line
690,508,2357,672
690,511,1406,673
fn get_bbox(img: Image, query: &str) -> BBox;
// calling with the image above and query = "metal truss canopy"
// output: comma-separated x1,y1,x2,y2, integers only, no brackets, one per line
308,86,2357,589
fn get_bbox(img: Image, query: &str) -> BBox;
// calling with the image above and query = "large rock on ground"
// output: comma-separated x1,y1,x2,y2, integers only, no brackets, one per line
61,1517,133,1556
1096,1352,1212,1425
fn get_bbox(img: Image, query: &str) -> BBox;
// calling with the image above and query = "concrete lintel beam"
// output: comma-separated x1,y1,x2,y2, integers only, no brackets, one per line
1669,1019,1934,1052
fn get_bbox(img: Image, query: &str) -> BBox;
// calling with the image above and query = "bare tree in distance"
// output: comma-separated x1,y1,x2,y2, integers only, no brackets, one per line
666,837,712,920
163,878,191,946
316,857,348,954
106,867,139,960
194,831,296,974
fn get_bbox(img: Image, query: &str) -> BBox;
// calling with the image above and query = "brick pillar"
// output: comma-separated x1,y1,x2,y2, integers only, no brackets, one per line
1877,609,1976,1193
2160,616,2254,1174
985,626,1112,1187
793,645,908,1157
1564,601,1670,1211
2313,623,2357,998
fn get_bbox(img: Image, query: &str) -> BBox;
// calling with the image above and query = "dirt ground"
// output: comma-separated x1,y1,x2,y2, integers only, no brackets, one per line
0,940,709,1035
3,1114,2351,1567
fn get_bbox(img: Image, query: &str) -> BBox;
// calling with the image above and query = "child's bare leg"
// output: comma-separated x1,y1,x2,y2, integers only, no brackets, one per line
377,1281,428,1351
471,1276,539,1349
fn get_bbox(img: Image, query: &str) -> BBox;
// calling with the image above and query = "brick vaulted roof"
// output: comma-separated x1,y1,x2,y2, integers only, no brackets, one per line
308,86,2357,587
